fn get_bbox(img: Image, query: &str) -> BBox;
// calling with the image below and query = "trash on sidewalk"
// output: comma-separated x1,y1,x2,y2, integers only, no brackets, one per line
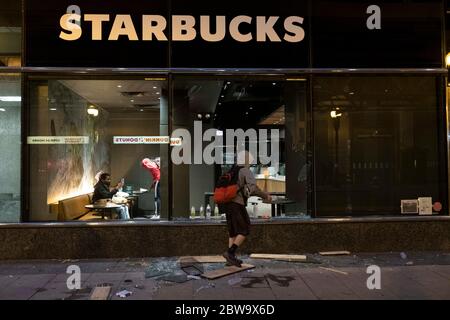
116,290,133,298
406,261,414,266
250,253,307,262
202,264,255,280
400,252,408,259
187,275,201,280
319,267,349,275
124,279,133,283
319,251,351,256
90,286,112,300
134,284,145,290
247,269,255,273
227,277,242,286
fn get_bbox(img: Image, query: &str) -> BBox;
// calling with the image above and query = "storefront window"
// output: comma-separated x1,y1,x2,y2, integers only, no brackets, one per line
313,76,447,216
0,74,21,222
26,78,168,222
0,0,21,66
172,78,311,221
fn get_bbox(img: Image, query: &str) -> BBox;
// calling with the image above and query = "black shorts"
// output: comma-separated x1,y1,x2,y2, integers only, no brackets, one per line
221,202,251,237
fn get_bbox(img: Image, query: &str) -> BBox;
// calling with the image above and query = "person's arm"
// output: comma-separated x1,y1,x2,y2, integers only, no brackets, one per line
98,183,117,199
241,168,271,201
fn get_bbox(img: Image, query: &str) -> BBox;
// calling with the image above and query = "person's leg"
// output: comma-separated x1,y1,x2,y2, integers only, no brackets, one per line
227,204,250,261
156,181,161,216
154,181,160,216
115,206,130,220
122,205,130,220
228,237,236,248
223,203,249,267
234,234,246,247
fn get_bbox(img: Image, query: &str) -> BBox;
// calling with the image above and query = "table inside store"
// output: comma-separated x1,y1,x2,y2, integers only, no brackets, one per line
270,198,296,217
127,190,149,218
85,203,122,220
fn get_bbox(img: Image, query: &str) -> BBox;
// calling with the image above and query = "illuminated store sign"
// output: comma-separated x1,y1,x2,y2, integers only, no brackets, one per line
27,136,89,145
113,136,181,145
60,13,306,43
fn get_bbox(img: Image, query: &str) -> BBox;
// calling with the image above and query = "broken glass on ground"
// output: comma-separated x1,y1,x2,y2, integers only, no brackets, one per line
145,258,179,278
227,277,242,286
159,273,189,283
116,290,133,298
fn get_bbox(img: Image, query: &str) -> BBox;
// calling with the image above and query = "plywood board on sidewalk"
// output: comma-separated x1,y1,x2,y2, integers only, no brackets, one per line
250,254,307,262
319,251,351,256
202,264,255,280
90,286,111,300
178,256,226,264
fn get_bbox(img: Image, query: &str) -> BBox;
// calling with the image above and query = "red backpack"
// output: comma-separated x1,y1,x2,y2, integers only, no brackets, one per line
213,166,242,204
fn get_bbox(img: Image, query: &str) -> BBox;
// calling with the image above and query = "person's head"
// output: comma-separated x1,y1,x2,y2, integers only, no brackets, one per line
154,157,161,168
99,173,111,186
236,150,254,168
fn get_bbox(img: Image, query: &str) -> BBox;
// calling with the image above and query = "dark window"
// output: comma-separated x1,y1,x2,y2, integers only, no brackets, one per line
313,76,446,215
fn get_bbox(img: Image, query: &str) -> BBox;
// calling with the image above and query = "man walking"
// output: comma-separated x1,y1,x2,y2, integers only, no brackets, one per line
222,151,271,267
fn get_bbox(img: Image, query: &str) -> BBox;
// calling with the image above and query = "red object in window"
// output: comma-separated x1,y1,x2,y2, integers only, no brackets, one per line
141,158,160,181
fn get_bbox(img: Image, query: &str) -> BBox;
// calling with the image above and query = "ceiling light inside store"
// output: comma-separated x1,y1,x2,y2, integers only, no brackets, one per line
87,105,99,117
153,86,157,89
50,108,57,111
117,85,122,88
330,110,342,118
0,96,21,102
446,53,450,67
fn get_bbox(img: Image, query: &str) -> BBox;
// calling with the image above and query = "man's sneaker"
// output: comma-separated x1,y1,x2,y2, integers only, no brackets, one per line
225,257,243,267
150,215,160,220
222,251,242,267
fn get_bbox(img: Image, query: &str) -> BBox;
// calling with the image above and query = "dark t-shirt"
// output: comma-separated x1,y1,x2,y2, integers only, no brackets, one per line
92,181,118,203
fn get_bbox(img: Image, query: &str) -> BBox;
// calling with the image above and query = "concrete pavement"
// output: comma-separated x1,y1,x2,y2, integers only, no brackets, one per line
0,252,449,300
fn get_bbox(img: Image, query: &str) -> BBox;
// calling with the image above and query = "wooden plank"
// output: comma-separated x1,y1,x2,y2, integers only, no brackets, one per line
202,264,255,280
319,267,349,275
250,254,307,262
178,256,226,264
90,286,111,300
319,251,351,256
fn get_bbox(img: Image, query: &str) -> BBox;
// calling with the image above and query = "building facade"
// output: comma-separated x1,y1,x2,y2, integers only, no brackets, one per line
0,0,448,225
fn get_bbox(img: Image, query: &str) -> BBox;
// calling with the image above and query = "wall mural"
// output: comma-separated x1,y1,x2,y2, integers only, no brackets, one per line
46,81,110,204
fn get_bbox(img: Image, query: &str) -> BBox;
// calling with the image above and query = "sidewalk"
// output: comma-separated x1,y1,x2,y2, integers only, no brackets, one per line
0,252,449,300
